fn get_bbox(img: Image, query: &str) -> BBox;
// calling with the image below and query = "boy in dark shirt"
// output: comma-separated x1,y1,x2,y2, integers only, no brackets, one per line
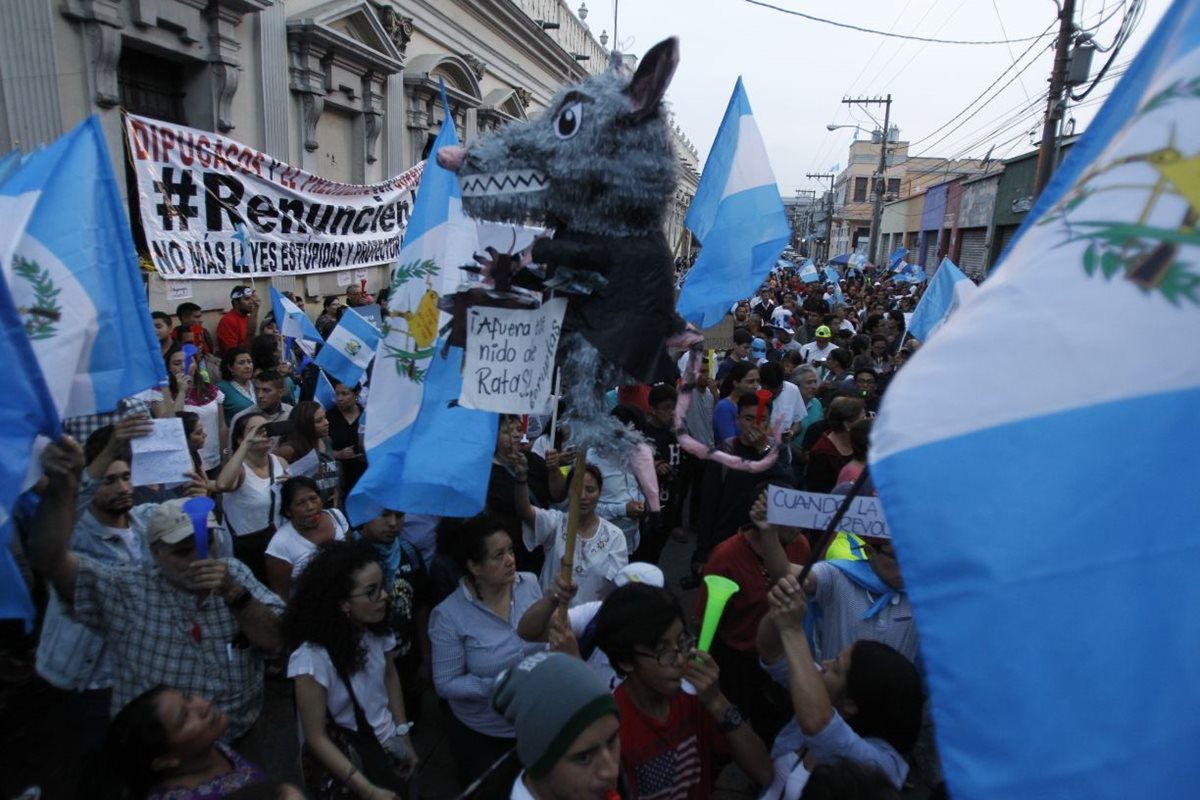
638,384,684,564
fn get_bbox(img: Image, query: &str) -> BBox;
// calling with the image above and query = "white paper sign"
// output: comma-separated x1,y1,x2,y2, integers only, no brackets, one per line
289,448,320,479
766,485,890,538
167,281,193,301
353,269,368,284
336,269,353,287
130,418,195,487
459,298,567,414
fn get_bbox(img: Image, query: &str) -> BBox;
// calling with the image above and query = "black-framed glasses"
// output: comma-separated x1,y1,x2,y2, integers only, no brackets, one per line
633,636,697,667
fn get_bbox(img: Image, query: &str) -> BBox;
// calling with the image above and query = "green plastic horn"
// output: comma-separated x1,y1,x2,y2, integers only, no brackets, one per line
697,575,740,652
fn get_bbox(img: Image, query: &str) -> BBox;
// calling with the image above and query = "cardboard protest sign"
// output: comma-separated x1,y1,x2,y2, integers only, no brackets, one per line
766,484,890,538
459,298,566,414
125,114,423,280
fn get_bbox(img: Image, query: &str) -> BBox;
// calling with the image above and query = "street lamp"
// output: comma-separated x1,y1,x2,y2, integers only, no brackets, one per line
826,123,879,139
826,116,891,265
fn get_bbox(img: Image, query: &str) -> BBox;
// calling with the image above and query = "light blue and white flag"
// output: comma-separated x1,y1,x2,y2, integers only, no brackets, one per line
270,287,322,347
870,2,1200,797
887,247,909,272
349,82,494,523
314,307,380,387
676,78,790,326
905,257,976,343
313,368,337,410
823,265,840,284
893,260,926,283
0,270,57,628
798,258,820,284
0,116,165,420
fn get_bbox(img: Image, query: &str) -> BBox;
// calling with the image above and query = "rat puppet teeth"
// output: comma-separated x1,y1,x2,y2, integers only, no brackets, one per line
459,169,549,198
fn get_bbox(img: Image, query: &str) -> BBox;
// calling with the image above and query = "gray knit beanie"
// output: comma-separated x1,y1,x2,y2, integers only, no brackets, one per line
491,651,619,778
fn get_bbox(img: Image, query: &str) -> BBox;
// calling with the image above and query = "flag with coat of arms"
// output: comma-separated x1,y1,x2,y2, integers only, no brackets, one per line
314,307,380,387
870,2,1200,797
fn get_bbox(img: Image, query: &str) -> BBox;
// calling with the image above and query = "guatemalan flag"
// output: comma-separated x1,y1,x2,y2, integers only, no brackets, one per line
270,286,322,349
0,116,165,422
870,2,1200,798
676,78,790,327
347,83,496,523
0,258,58,629
798,258,820,283
313,306,380,387
905,257,977,343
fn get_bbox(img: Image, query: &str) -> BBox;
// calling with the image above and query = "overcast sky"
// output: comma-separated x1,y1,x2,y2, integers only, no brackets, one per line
578,0,1168,195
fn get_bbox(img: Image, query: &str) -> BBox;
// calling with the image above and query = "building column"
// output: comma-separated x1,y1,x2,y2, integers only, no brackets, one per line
257,0,290,158
0,0,65,150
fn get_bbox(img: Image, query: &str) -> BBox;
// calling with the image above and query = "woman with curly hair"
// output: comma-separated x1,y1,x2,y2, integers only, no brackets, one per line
285,540,417,800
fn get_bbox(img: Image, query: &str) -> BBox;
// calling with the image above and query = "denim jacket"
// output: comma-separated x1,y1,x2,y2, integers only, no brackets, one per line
36,504,153,690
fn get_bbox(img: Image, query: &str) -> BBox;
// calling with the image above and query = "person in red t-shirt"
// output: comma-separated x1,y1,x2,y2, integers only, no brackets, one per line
594,584,773,799
216,285,260,354
698,486,810,744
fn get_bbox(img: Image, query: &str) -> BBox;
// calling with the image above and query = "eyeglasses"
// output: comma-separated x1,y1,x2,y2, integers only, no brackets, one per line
350,582,386,601
633,636,696,667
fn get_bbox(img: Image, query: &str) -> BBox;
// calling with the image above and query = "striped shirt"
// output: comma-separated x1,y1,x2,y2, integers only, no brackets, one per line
810,561,917,663
428,573,545,737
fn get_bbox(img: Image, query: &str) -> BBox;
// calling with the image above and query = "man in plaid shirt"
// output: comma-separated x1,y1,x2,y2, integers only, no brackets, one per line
27,436,285,741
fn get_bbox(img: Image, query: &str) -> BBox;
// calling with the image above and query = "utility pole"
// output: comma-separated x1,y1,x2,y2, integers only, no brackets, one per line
807,172,835,263
842,94,892,266
1034,0,1076,197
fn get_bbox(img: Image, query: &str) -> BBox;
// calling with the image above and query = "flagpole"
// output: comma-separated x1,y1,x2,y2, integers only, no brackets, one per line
557,449,588,623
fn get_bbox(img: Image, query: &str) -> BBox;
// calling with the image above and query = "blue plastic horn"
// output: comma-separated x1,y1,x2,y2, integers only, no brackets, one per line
182,343,198,375
182,496,215,559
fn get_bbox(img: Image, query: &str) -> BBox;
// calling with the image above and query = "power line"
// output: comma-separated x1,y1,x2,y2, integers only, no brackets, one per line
1073,0,1144,98
845,0,917,97
742,0,1052,44
908,40,1052,158
906,19,1057,149
878,0,972,92
992,0,1034,101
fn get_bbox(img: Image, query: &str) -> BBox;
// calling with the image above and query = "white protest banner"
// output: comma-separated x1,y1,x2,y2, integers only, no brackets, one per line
125,113,423,280
766,484,891,539
459,298,567,413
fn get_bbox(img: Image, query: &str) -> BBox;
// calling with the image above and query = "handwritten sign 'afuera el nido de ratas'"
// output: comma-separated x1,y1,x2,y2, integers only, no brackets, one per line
459,298,566,414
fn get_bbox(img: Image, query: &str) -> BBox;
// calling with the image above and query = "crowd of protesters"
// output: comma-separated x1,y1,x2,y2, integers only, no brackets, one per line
3,264,942,800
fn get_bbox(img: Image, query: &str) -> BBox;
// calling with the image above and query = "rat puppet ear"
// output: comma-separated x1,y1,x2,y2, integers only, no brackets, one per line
623,37,679,124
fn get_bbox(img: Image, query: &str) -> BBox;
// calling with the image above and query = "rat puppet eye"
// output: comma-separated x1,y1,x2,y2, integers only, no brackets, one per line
553,101,584,139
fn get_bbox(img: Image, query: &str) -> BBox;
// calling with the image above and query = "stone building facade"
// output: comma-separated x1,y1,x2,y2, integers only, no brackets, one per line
0,0,697,314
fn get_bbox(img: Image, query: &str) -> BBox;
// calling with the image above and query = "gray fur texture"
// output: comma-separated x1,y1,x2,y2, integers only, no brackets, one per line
450,51,678,238
438,39,683,456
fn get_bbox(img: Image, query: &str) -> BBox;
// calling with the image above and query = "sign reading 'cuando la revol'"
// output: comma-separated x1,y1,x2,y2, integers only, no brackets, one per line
125,113,424,280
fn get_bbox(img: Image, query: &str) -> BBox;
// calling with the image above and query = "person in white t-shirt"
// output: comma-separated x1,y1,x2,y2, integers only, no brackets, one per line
799,325,838,364
286,540,417,799
265,475,349,599
512,458,629,606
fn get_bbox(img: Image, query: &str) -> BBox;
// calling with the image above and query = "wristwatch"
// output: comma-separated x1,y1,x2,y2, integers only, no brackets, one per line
717,703,745,733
